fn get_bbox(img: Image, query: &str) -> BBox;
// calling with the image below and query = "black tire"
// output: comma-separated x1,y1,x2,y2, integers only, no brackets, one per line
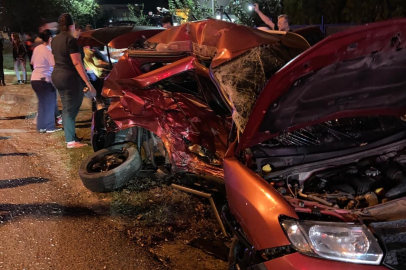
79,143,142,192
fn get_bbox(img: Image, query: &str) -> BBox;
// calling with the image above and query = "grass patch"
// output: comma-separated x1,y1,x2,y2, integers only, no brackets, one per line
66,145,94,179
110,184,222,247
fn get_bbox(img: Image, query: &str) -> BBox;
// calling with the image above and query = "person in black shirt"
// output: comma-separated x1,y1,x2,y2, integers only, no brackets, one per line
51,13,96,149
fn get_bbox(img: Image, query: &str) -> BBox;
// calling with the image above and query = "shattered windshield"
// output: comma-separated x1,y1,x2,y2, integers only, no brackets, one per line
211,43,302,134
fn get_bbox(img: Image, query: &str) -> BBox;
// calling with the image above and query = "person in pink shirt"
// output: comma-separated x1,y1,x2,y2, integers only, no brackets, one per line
30,29,61,133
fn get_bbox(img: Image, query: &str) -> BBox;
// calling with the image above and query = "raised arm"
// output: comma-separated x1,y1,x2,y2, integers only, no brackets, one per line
254,3,275,30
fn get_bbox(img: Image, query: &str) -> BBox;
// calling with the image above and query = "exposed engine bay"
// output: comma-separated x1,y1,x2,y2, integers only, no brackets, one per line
269,158,406,210
252,116,406,211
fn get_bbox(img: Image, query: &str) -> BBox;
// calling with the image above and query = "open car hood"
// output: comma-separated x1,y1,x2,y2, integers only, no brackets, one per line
237,19,406,151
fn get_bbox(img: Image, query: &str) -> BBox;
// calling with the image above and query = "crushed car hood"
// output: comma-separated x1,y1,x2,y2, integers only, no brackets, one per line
147,19,309,67
237,19,406,151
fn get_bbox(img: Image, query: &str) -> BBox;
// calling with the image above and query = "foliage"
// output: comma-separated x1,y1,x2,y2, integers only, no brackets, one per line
0,0,63,32
124,4,151,26
283,0,406,25
168,0,213,21
0,0,99,32
341,0,388,23
389,0,406,18
229,0,282,26
61,0,100,27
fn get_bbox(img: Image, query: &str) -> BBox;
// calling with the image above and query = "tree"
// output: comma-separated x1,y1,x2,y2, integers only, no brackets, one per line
387,0,406,18
0,0,100,33
341,0,388,23
124,4,152,25
60,0,100,27
230,0,282,26
318,0,347,24
0,0,65,32
283,0,322,25
284,0,347,25
168,0,213,21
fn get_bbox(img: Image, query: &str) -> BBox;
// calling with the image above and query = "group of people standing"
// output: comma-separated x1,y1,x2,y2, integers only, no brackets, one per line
21,13,96,148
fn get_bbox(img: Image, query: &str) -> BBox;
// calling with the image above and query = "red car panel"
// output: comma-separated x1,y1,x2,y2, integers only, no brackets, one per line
262,253,388,270
224,157,298,249
238,18,406,150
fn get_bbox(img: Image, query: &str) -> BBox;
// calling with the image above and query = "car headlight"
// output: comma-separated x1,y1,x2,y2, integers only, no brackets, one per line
281,219,383,265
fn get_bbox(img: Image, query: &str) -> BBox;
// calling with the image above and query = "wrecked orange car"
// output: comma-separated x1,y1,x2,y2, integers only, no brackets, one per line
79,19,308,192
80,18,406,270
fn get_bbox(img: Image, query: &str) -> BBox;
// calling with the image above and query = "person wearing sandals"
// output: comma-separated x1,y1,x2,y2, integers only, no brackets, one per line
51,13,96,148
11,33,27,84
31,30,61,133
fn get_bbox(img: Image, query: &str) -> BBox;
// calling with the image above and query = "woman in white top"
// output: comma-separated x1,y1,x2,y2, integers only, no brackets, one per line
31,29,60,133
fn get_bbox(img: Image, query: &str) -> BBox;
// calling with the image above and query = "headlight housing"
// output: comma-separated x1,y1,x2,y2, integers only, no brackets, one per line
281,219,383,265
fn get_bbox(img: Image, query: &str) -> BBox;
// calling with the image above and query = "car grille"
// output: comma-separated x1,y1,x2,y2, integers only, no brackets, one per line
370,219,406,270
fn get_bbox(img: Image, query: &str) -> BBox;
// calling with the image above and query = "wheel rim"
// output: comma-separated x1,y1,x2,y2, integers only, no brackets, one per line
87,149,129,173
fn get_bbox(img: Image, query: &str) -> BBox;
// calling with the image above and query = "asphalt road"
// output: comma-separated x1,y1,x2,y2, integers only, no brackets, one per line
0,78,168,270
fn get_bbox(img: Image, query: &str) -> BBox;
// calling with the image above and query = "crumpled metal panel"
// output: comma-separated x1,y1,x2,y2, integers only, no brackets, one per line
146,19,308,68
108,88,229,178
116,56,198,89
103,54,189,97
103,52,143,98
102,19,309,178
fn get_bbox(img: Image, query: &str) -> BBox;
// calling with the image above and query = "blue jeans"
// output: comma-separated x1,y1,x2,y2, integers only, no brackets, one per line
51,73,83,142
31,80,57,131
14,58,27,81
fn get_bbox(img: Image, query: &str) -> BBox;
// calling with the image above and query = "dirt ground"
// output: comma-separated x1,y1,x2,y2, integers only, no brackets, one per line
0,73,228,270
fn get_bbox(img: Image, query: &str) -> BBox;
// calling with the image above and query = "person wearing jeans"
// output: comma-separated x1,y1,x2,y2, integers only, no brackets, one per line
11,33,27,84
31,30,60,133
51,13,96,149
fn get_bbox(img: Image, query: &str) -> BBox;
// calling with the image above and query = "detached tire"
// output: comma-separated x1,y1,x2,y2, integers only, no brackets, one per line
79,143,141,192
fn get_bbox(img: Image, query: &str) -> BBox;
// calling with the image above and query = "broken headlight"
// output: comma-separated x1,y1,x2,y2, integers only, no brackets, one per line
281,219,383,265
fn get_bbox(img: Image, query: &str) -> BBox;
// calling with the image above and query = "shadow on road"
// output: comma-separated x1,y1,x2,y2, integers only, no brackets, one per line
75,123,92,128
0,177,49,189
0,116,28,120
0,153,34,157
0,136,11,140
76,119,92,124
0,203,104,223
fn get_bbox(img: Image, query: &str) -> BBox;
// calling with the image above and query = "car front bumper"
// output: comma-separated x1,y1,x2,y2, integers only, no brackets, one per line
256,253,389,270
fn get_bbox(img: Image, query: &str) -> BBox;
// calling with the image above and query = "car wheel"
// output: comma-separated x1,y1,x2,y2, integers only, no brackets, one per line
79,143,141,192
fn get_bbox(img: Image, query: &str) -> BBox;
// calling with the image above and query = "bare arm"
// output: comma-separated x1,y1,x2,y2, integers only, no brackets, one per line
254,3,275,30
70,52,96,94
